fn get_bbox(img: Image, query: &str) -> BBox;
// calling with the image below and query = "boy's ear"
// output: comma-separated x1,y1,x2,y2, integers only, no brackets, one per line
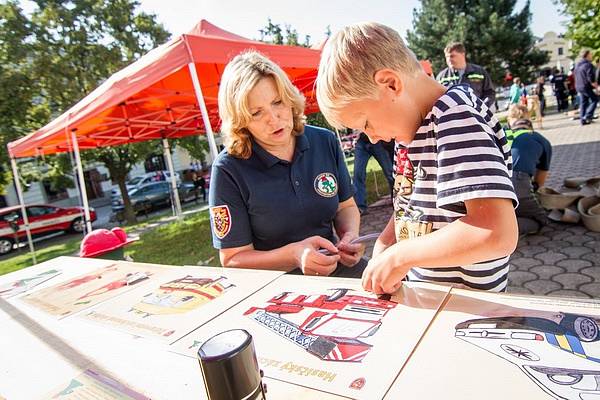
373,69,403,95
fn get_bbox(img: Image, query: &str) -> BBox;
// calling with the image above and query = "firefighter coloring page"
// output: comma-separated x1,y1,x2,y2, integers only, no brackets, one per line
78,266,283,343
21,262,172,318
386,288,600,400
171,275,451,400
0,268,61,298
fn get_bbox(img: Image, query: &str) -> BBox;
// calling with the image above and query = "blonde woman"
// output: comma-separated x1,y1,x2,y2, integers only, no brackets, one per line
209,51,365,277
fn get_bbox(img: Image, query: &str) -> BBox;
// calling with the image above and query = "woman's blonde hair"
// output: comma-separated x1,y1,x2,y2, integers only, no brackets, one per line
316,22,422,129
218,51,306,159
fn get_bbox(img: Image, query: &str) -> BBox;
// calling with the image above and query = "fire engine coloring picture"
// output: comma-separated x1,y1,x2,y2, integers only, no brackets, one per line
172,275,451,400
0,268,61,298
21,262,171,318
78,267,283,343
385,289,600,400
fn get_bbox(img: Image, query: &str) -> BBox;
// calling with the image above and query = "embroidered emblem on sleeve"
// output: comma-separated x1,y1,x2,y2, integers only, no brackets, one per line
210,205,232,239
314,172,338,197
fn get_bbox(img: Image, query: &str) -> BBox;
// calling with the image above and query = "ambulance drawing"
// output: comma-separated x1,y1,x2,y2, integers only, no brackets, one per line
244,289,397,362
130,275,234,317
455,313,600,399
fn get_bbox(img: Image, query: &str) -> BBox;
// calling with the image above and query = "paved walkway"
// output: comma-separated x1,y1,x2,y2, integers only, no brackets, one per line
359,110,600,299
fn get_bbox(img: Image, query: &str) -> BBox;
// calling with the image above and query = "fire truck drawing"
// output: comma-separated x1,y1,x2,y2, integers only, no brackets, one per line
455,313,600,399
129,275,234,317
244,288,397,362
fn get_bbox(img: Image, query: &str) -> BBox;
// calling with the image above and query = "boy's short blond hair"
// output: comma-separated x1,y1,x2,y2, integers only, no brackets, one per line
218,51,306,159
508,104,530,121
316,22,422,129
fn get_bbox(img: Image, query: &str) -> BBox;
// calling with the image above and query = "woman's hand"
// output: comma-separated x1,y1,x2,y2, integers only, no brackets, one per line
290,236,339,276
336,232,364,267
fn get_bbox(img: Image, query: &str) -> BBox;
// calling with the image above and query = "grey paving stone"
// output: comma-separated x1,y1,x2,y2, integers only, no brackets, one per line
522,235,549,246
529,265,565,280
561,246,594,258
566,225,592,235
556,259,594,273
546,289,592,299
517,245,547,257
584,240,600,251
579,283,600,298
511,250,524,259
582,253,600,265
534,252,568,264
551,273,593,289
543,240,572,251
524,279,562,295
510,257,542,269
564,234,594,246
546,231,573,241
506,286,534,295
508,271,538,286
581,266,600,281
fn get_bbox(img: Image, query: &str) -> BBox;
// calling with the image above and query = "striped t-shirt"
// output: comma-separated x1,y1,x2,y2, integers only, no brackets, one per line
392,85,517,292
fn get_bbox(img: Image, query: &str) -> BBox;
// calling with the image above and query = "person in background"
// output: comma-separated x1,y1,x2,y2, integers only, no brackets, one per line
352,130,394,215
536,76,546,116
505,104,552,236
317,22,517,294
567,67,579,110
575,49,599,125
550,68,569,113
209,51,365,278
436,42,495,109
509,77,522,105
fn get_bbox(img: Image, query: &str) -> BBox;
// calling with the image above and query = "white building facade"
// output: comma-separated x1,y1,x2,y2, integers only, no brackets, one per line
535,31,574,73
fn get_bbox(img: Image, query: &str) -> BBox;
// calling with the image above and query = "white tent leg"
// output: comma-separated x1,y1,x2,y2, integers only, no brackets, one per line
187,62,219,162
10,157,36,264
70,131,93,234
163,138,182,218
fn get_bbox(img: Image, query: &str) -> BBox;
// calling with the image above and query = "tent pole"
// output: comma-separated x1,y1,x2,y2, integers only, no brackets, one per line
187,62,219,162
70,131,93,234
10,157,36,264
162,138,182,218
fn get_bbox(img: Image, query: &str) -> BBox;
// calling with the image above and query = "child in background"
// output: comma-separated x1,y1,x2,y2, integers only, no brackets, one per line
316,22,518,294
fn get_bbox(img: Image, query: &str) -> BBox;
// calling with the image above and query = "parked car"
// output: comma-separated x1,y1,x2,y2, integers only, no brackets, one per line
110,171,181,197
0,204,97,255
111,181,196,220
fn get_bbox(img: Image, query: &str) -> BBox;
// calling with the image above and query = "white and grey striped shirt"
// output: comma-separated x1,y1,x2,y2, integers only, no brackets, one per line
393,85,517,292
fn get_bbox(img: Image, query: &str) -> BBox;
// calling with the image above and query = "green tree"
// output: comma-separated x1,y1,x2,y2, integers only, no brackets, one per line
259,18,310,47
407,0,549,84
9,1,171,223
555,0,600,56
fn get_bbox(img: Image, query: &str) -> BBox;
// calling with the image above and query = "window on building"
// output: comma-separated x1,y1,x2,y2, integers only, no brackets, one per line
558,47,563,56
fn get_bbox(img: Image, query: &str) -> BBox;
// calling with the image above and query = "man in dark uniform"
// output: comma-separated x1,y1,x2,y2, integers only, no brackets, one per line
436,42,495,108
550,68,569,113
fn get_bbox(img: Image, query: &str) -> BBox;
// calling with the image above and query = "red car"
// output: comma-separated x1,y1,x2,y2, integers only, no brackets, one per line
0,204,97,255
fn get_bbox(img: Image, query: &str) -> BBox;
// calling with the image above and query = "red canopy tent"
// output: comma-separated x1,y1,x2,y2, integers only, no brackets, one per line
7,20,321,159
6,20,321,262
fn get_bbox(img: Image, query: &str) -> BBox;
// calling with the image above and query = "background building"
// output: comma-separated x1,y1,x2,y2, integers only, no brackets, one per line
535,31,574,74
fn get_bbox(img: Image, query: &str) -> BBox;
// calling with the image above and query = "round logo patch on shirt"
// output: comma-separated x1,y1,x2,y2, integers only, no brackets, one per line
314,172,338,197
210,205,232,239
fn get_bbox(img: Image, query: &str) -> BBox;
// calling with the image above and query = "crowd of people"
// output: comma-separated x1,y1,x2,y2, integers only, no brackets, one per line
200,22,598,295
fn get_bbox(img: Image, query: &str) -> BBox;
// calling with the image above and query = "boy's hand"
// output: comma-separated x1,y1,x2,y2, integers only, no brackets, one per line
362,250,406,294
336,232,364,267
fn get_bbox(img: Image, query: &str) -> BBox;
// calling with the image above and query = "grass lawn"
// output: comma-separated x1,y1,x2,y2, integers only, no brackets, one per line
0,236,82,276
1,157,390,276
126,211,220,267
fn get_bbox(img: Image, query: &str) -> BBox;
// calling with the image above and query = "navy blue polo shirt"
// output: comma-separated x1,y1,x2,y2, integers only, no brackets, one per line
209,125,354,251
511,131,552,176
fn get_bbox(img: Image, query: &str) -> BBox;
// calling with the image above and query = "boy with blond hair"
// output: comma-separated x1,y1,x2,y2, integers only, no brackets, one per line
316,22,518,294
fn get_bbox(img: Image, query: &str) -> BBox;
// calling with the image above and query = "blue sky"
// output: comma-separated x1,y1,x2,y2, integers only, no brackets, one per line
138,0,568,42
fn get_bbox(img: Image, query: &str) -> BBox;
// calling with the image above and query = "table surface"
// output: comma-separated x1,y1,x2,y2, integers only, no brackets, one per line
3,257,600,400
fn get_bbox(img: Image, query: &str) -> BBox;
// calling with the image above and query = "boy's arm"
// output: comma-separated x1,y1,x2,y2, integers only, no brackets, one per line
362,197,518,294
372,213,396,257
